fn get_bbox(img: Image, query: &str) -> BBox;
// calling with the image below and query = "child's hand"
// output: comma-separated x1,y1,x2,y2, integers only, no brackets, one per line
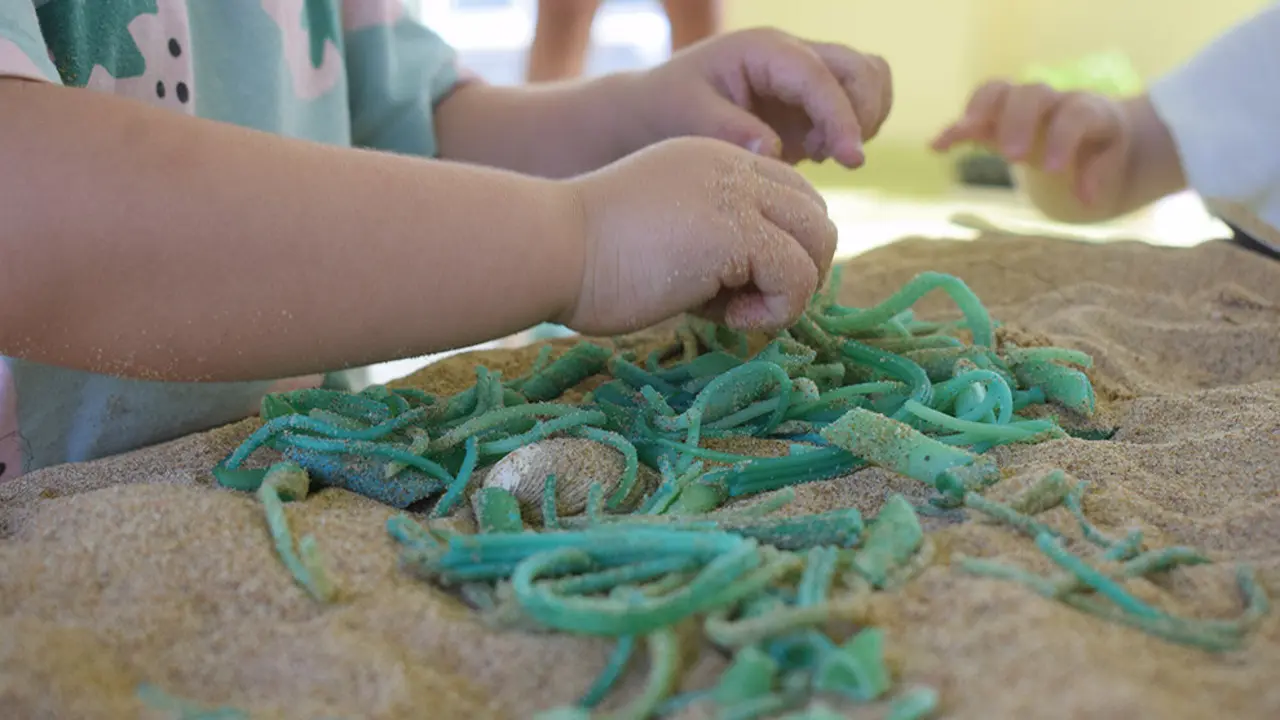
637,29,893,169
931,80,1132,205
558,136,836,336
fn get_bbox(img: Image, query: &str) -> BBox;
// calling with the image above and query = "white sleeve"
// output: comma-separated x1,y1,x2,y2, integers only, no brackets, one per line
1148,2,1280,246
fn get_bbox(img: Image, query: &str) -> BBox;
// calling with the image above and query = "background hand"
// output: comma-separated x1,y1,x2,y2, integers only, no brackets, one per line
932,81,1132,206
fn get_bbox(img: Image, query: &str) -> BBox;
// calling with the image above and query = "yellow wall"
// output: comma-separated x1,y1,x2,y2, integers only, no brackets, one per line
721,0,1267,194
973,0,1268,79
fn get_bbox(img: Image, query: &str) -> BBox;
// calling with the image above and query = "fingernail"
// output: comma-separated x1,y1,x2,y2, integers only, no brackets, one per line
742,137,768,155
846,139,865,167
747,136,781,157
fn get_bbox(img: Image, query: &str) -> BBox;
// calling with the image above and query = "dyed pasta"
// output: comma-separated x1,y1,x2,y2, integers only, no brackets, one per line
202,270,1265,718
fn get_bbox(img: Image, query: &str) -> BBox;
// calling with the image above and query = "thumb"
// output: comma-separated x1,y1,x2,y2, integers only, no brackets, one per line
702,99,784,159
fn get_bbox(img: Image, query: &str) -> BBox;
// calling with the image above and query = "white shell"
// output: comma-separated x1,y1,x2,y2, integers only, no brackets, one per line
475,438,654,523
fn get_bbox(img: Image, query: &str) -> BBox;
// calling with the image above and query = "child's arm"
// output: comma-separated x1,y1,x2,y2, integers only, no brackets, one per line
0,78,582,382
431,73,652,179
434,29,894,178
660,0,721,52
525,0,601,83
1,79,834,384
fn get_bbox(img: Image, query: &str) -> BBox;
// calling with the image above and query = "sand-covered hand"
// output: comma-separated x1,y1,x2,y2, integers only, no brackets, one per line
558,136,837,336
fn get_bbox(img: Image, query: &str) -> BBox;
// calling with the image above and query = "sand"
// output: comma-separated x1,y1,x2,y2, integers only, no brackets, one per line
2,233,1278,719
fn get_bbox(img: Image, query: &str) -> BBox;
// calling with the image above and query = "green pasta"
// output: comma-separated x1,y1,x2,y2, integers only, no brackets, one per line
204,269,1265,718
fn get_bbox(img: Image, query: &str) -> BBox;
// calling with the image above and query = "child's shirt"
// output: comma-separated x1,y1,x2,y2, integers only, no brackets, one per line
0,0,463,482
1148,2,1280,256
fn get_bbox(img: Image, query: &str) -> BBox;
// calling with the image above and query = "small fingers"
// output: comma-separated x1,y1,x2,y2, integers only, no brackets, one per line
705,99,787,160
1076,144,1127,207
806,43,894,143
875,53,893,138
743,35,865,167
725,222,821,331
1042,94,1122,173
757,182,837,288
995,83,1058,160
931,80,1011,151
751,155,828,214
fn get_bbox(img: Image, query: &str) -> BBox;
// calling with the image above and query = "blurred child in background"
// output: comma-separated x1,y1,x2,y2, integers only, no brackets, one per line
933,2,1280,259
527,0,720,82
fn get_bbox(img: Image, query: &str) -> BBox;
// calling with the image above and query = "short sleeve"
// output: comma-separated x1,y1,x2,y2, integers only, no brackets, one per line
341,1,465,158
0,0,61,83
1148,4,1280,214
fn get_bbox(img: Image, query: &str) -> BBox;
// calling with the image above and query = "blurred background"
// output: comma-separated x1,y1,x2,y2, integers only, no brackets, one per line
411,0,1260,195
369,0,1268,382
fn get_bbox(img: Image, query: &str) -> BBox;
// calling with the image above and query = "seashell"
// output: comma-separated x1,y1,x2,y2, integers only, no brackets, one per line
474,437,656,524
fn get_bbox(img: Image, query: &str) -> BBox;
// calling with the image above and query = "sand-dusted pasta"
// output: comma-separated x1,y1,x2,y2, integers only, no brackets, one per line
203,268,1269,719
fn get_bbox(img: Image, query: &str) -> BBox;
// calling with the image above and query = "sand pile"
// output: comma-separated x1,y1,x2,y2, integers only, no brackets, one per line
1,234,1277,719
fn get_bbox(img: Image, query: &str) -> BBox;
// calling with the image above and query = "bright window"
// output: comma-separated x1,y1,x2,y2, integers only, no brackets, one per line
409,0,672,85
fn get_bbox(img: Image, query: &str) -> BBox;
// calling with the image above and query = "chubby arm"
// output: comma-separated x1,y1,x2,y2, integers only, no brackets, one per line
433,72,651,178
1016,95,1187,223
0,78,583,383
